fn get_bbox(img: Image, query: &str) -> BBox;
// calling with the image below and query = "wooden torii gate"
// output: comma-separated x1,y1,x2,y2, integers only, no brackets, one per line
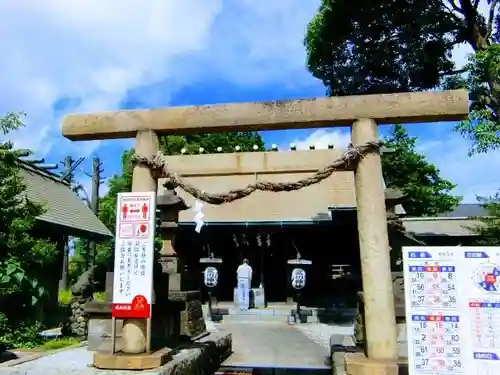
62,90,468,375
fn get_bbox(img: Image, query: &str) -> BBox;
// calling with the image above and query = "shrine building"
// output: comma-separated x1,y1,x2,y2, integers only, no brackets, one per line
157,146,484,305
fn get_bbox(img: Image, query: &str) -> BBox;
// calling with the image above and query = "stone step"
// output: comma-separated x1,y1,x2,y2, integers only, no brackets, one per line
205,304,357,324
221,313,319,323
208,306,355,315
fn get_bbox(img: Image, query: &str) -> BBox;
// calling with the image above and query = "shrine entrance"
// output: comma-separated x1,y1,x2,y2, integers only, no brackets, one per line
62,89,468,374
175,219,361,305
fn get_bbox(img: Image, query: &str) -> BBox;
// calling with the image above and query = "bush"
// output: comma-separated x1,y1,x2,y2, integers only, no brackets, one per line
57,289,106,306
58,289,72,305
93,291,106,302
36,337,81,351
0,113,57,350
0,312,47,350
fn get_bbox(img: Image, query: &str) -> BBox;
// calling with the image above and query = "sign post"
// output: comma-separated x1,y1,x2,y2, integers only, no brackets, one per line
111,192,156,354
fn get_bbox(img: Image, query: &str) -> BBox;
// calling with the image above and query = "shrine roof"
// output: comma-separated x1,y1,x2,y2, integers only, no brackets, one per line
402,217,484,237
18,162,112,240
160,148,356,223
159,149,485,238
441,203,489,218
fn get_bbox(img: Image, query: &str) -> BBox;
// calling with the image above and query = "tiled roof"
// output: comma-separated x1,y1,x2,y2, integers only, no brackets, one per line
441,203,489,218
402,218,483,237
401,204,490,237
18,163,112,240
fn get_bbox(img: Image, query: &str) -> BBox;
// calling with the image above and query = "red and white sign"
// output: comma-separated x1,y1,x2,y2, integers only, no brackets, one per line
119,195,151,221
112,192,156,319
136,223,149,238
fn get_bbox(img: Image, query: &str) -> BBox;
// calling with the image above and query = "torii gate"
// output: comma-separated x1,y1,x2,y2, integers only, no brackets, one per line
62,90,468,375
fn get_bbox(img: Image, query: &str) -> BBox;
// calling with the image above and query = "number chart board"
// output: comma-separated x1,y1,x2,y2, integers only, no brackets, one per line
403,246,500,375
111,192,156,319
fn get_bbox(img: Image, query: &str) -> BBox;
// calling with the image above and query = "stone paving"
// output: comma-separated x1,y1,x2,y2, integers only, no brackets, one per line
2,307,353,374
217,322,332,370
294,322,354,350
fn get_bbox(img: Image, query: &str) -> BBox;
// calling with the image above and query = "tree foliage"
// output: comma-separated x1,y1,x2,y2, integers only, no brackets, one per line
0,113,57,349
382,124,461,216
470,192,500,245
305,0,500,154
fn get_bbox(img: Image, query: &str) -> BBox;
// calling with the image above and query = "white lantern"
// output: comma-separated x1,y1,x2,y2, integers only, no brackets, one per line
291,268,306,289
203,266,219,288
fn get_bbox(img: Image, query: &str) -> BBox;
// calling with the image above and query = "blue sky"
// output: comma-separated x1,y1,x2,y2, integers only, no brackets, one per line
0,0,499,203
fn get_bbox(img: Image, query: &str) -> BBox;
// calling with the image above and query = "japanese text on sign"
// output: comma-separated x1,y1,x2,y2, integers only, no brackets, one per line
112,192,156,319
403,246,500,375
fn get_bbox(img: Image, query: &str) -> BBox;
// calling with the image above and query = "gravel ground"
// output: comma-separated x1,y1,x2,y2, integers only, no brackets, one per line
205,320,220,332
3,346,96,375
1,315,352,375
2,346,203,375
293,323,355,349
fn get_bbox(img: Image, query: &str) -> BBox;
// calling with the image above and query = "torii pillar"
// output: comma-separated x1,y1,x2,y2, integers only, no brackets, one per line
352,119,397,362
124,129,159,354
61,90,468,371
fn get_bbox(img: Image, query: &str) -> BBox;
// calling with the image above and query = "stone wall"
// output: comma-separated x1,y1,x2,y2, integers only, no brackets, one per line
354,272,407,357
63,296,90,337
169,291,206,338
85,291,206,353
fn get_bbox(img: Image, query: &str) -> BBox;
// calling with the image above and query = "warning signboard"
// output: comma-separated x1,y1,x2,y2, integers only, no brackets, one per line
112,192,156,319
119,196,151,221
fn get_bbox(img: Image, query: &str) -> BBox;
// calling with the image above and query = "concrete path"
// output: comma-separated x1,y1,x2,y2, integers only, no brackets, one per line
218,322,331,370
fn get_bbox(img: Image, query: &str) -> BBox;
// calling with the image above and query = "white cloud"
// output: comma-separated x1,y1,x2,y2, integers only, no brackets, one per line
417,135,500,202
1,0,222,153
0,0,319,158
204,0,320,86
288,129,351,150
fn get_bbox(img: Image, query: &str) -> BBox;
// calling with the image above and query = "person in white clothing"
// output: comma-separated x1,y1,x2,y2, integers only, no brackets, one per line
236,258,252,311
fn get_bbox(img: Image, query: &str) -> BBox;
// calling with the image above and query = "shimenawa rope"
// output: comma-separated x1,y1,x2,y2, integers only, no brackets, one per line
131,140,422,243
131,140,382,205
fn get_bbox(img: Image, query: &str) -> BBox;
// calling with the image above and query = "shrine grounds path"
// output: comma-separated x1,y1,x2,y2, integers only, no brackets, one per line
209,319,354,373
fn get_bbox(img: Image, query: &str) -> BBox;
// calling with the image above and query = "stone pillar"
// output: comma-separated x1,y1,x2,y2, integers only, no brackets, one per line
157,193,185,292
122,129,159,354
161,230,182,291
351,119,398,362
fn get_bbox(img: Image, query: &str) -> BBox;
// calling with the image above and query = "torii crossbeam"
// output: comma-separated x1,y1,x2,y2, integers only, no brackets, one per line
62,90,468,140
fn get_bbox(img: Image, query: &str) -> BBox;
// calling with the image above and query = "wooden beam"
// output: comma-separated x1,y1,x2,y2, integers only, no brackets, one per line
162,147,395,177
62,90,468,141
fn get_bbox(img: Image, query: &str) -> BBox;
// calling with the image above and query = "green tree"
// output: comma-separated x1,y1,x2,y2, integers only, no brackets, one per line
382,124,461,216
470,192,500,245
305,0,500,154
0,112,57,349
91,132,265,276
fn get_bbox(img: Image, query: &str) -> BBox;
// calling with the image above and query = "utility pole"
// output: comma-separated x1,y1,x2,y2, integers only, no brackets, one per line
59,156,73,290
64,156,74,184
88,157,104,277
